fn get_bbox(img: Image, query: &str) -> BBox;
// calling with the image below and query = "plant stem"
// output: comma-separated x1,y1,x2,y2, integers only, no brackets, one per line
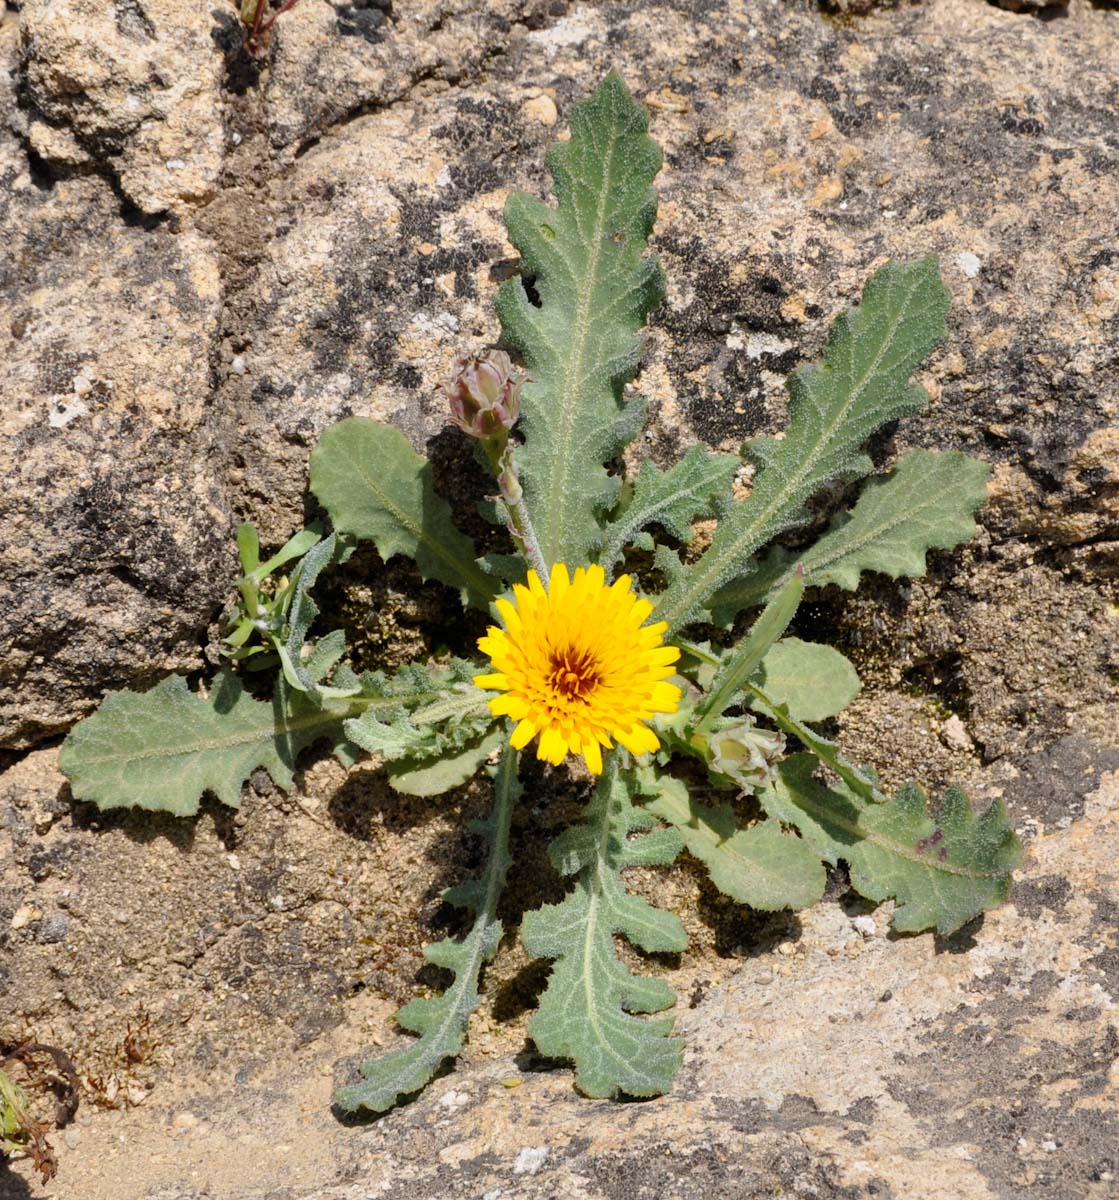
693,568,803,735
487,443,550,587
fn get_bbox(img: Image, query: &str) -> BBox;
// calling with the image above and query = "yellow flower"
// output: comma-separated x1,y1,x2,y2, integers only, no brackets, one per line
474,564,682,774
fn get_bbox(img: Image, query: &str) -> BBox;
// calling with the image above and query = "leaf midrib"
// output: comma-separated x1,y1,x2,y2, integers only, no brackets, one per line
717,454,981,612
72,692,436,766
656,270,925,631
780,776,993,882
349,749,517,1107
539,122,621,567
340,440,495,604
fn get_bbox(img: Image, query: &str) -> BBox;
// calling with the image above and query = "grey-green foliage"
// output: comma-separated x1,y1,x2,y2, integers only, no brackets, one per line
58,671,350,817
598,445,739,572
57,72,1021,1116
336,751,519,1112
521,762,687,1098
709,449,991,622
310,417,498,610
344,666,501,797
497,71,666,568
654,257,952,631
645,774,825,911
762,755,1020,934
756,638,861,722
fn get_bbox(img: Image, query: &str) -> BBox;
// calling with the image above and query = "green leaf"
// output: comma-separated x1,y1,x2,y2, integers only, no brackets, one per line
710,450,990,621
343,663,500,796
309,418,498,610
695,569,804,731
336,750,520,1113
747,683,885,806
761,754,1021,935
654,258,950,631
644,775,824,911
521,761,686,1098
756,638,861,722
236,522,261,574
252,525,321,583
59,672,347,816
496,72,665,567
274,534,359,700
598,445,739,573
387,728,505,797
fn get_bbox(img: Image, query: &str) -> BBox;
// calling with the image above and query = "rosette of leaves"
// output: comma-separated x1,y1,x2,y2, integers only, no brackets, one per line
61,73,1019,1112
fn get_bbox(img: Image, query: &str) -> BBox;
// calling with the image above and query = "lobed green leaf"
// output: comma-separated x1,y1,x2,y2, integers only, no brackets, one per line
710,449,990,622
59,672,348,816
343,663,499,796
654,258,951,631
598,444,739,573
336,750,520,1113
497,72,665,567
521,762,686,1098
761,754,1021,935
645,774,825,911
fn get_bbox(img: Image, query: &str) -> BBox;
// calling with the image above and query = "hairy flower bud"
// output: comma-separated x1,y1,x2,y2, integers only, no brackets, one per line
707,719,786,793
442,350,524,441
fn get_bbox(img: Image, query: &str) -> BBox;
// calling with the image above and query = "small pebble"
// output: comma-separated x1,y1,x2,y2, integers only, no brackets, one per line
35,911,71,944
852,915,878,938
11,904,41,931
523,94,558,126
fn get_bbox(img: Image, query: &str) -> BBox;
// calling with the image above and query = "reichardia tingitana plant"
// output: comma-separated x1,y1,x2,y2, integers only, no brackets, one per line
60,73,1021,1111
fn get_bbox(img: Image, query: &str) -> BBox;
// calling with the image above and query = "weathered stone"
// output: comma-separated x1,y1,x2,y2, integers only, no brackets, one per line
262,0,564,151
19,0,225,214
7,751,1114,1200
0,127,229,745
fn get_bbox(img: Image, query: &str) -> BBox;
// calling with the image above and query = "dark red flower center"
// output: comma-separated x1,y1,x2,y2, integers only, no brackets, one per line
548,647,601,700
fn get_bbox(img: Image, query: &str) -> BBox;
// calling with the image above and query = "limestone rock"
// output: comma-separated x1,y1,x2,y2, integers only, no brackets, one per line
3,0,1119,1193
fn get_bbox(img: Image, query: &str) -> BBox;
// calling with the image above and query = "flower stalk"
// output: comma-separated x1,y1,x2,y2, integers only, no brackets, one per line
441,350,549,584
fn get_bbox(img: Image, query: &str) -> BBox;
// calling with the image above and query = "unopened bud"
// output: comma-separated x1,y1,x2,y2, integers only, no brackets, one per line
442,350,524,441
707,719,785,793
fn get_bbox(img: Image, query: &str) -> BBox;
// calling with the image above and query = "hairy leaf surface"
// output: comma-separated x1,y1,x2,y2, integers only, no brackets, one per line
310,418,497,609
336,751,520,1113
756,638,861,722
695,570,804,731
344,662,500,795
645,775,824,911
762,755,1020,934
655,259,950,630
496,72,665,567
599,445,738,573
59,673,347,816
710,450,990,621
521,763,686,1098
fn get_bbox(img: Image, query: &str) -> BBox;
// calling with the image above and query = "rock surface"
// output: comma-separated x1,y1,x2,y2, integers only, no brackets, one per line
2,0,1118,1196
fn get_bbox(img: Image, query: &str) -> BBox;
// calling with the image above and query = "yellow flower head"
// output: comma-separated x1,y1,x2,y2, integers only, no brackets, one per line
474,564,682,775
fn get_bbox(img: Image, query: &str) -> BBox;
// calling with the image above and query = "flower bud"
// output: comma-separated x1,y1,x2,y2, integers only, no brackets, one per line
442,350,524,441
707,719,786,793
